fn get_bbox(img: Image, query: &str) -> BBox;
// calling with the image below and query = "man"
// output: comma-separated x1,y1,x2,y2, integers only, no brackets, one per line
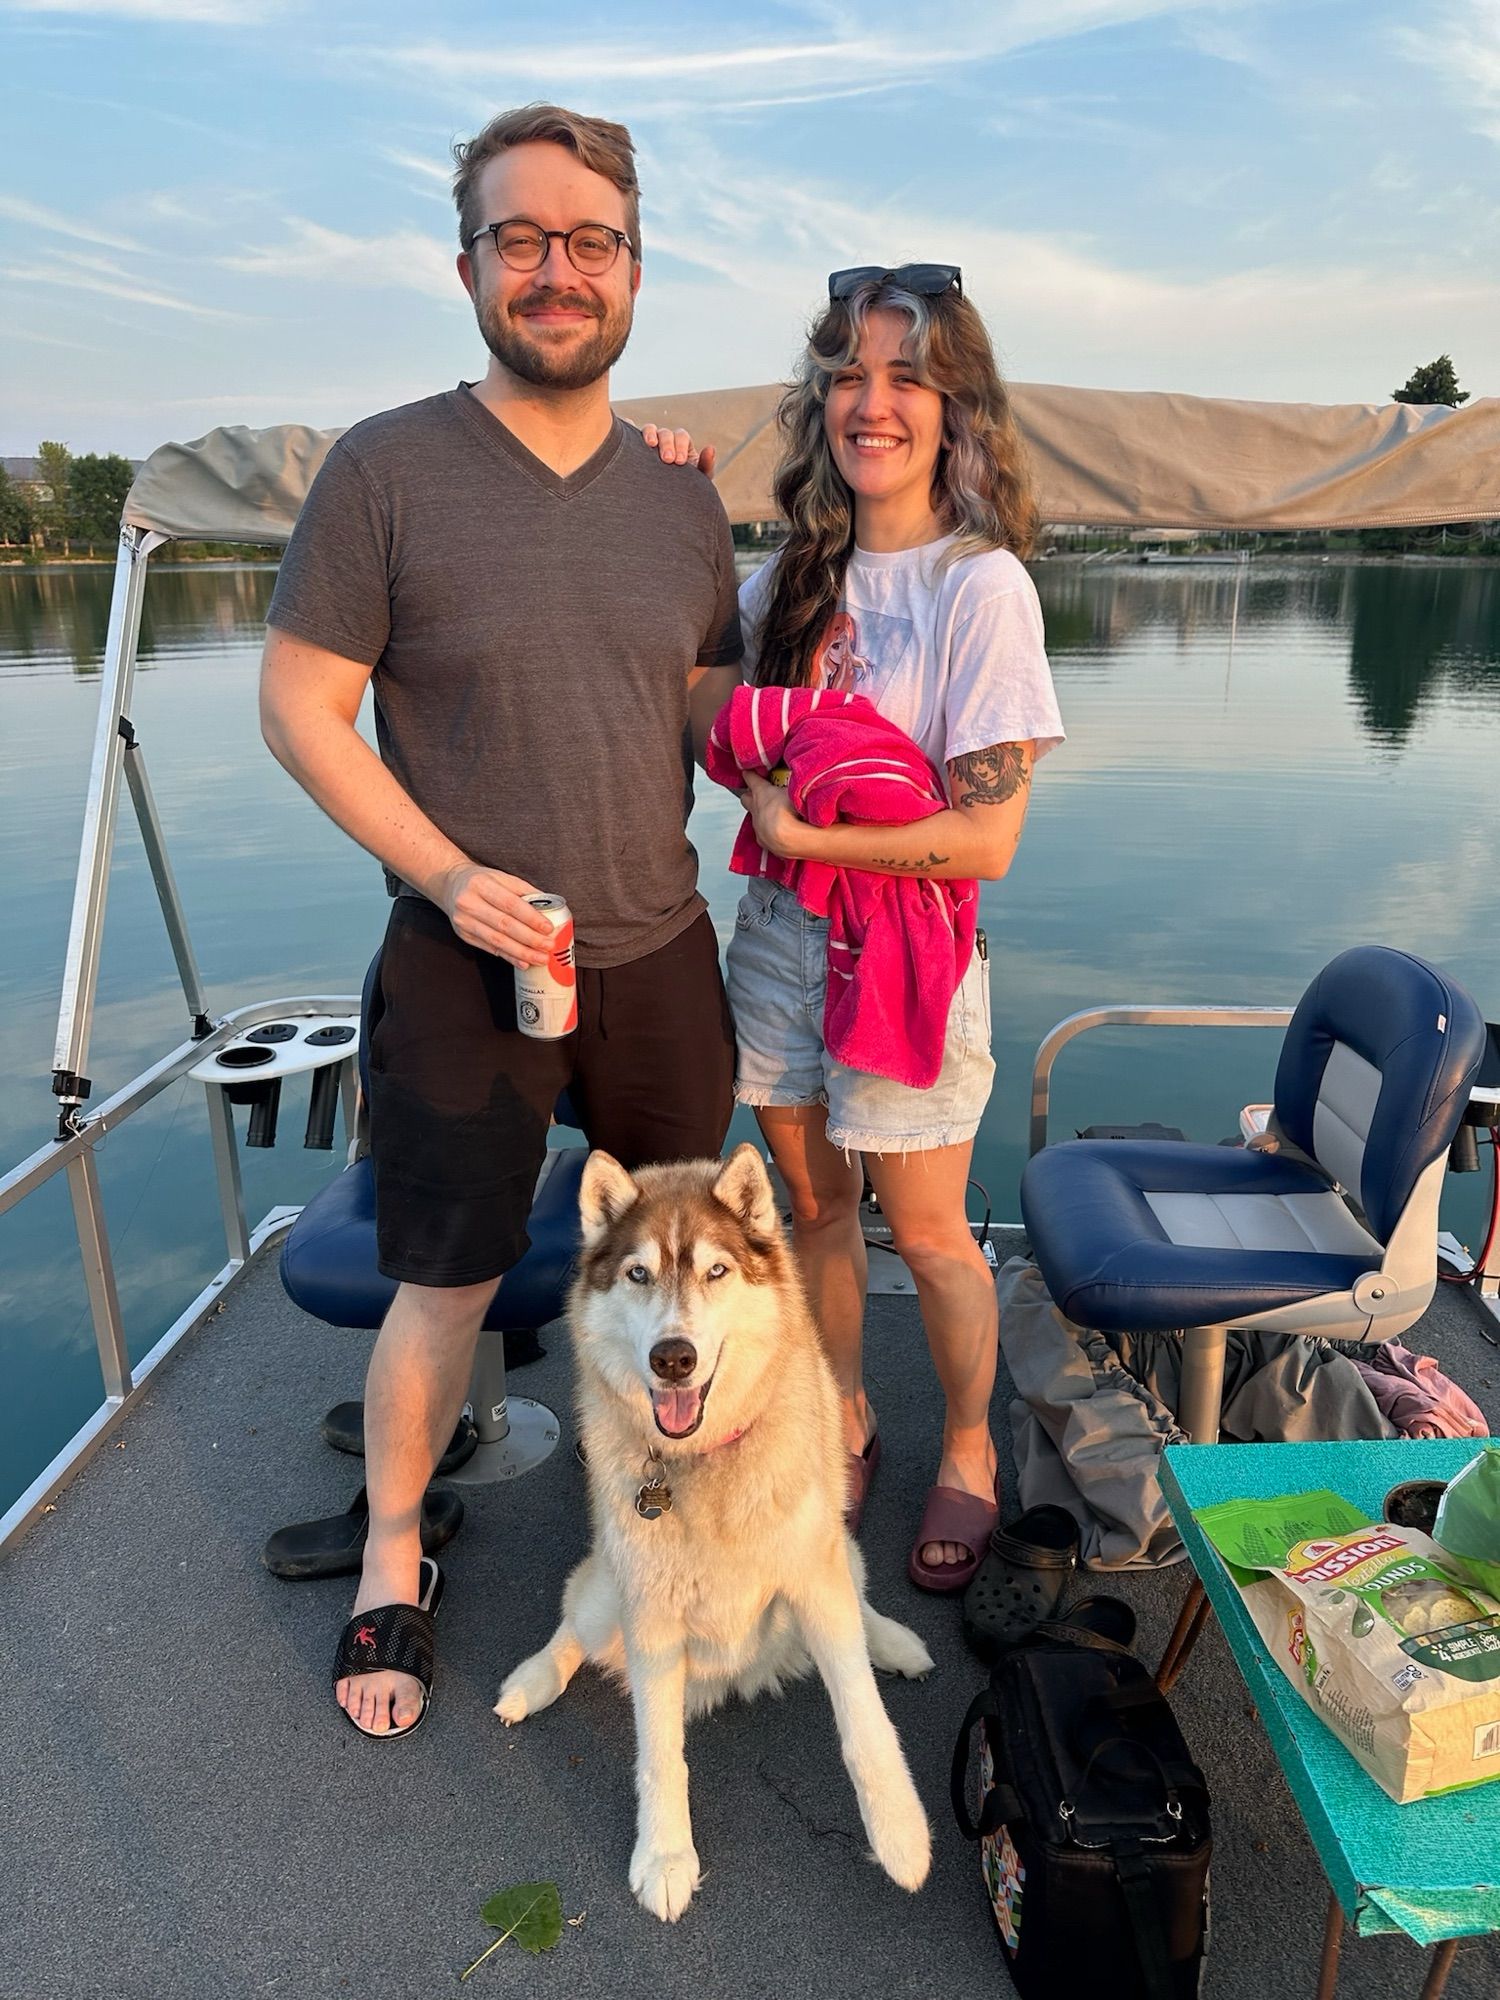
261,104,742,1737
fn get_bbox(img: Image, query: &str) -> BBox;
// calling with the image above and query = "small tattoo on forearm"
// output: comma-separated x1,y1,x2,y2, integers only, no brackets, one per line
872,850,950,872
947,742,1032,807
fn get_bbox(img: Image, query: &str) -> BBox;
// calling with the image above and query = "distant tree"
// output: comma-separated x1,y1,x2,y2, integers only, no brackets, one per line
67,452,135,552
33,440,74,553
1393,355,1469,407
0,465,32,547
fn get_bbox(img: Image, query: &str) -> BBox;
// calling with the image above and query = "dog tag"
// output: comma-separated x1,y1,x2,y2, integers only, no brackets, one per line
635,1452,673,1520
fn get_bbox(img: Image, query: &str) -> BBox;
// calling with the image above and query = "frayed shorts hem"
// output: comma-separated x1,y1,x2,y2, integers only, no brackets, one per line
733,1082,829,1112
732,1082,983,1157
825,1118,985,1157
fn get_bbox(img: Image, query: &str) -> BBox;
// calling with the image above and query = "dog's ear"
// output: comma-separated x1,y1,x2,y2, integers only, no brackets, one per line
710,1143,778,1239
579,1149,641,1247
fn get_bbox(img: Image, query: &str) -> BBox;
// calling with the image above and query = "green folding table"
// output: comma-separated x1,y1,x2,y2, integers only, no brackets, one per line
1160,1437,1500,2000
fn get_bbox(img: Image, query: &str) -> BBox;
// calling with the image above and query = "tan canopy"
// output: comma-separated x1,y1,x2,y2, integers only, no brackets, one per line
124,383,1500,544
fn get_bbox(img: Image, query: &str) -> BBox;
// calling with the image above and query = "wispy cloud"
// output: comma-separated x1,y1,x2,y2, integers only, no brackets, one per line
362,3,1230,107
219,218,459,300
0,194,146,254
380,147,452,187
1397,0,1500,144
4,0,280,20
2,259,235,317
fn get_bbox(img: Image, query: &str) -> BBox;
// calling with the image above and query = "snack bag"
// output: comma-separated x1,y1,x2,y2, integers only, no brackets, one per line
1197,1489,1500,1803
1434,1445,1500,1601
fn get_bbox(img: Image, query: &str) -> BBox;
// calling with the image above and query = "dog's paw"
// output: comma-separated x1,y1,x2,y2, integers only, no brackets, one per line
865,1611,936,1680
493,1654,560,1725
864,1776,932,1892
629,1840,702,1922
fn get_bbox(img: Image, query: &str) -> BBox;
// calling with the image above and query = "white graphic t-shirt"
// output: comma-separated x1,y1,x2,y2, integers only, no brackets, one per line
737,537,1063,787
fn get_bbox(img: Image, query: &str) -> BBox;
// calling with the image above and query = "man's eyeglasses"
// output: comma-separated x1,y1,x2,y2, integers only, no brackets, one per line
828,264,962,302
469,219,632,275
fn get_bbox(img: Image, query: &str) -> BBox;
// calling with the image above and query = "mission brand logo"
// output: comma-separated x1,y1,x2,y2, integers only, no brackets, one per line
1290,1531,1404,1586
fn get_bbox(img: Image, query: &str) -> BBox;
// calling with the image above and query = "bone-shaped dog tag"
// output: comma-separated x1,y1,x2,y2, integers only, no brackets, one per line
635,1452,673,1520
635,1477,672,1520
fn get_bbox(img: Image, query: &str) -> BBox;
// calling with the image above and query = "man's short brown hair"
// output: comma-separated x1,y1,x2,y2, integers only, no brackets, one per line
452,103,641,258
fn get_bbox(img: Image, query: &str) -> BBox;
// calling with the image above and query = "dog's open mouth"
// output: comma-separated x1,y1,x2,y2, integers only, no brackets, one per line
651,1374,713,1439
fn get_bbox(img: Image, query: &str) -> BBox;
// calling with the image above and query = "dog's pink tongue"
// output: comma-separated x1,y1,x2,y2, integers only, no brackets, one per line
652,1386,703,1437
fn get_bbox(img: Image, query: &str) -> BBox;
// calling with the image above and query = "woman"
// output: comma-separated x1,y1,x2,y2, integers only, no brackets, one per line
726,265,1064,1591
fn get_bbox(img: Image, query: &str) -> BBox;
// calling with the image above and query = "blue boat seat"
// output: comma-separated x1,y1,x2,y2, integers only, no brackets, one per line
280,947,584,1336
1020,945,1487,1440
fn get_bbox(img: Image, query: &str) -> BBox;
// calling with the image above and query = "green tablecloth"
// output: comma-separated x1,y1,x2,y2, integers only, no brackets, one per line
1161,1437,1500,1946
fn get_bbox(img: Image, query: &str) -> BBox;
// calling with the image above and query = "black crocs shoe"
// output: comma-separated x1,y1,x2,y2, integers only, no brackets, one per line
961,1504,1079,1663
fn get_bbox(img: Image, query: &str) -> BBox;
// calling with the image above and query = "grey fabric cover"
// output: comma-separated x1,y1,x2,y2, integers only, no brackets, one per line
122,384,1500,542
999,1257,1396,1570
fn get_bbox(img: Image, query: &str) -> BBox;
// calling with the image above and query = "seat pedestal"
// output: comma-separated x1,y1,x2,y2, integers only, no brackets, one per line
1177,1325,1228,1443
446,1324,560,1486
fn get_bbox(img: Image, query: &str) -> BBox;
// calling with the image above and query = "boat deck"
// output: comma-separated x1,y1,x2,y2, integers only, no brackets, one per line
5,1232,1500,1999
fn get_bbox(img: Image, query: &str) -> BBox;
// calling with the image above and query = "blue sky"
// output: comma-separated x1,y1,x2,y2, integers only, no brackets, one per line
4,0,1499,456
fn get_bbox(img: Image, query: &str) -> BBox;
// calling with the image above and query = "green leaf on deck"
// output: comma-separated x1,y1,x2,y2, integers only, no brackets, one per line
478,1880,564,1955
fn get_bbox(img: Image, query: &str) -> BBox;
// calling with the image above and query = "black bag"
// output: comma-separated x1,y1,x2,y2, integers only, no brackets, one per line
950,1620,1211,2000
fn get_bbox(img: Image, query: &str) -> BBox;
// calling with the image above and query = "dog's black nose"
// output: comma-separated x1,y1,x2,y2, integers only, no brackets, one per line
649,1338,697,1383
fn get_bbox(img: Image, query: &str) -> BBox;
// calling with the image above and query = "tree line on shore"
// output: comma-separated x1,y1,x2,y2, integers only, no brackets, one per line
0,442,135,554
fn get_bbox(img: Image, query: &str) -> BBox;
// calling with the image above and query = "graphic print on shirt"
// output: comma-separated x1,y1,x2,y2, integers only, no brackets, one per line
812,608,913,704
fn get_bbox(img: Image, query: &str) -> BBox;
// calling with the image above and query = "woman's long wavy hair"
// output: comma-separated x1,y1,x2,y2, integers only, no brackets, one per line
754,277,1037,688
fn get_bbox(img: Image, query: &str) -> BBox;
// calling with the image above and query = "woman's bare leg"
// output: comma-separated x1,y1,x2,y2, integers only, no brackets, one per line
865,1142,997,1567
753,1105,871,1454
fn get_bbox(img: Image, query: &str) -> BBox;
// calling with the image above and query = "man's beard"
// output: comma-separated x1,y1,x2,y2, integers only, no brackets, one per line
476,283,633,392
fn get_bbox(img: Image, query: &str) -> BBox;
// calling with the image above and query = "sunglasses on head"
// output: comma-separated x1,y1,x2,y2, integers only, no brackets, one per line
827,264,962,302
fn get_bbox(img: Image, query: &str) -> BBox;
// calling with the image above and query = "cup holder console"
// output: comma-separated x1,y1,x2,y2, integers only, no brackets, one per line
192,1011,361,1152
215,1044,277,1070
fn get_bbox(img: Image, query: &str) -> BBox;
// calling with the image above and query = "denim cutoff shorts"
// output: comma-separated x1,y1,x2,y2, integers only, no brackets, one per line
724,877,996,1154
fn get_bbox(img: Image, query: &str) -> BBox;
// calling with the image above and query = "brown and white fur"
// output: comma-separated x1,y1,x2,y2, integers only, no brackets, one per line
495,1144,933,1922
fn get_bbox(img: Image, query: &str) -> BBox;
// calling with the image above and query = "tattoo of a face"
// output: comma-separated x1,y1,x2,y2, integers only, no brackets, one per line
947,742,1032,808
872,850,950,872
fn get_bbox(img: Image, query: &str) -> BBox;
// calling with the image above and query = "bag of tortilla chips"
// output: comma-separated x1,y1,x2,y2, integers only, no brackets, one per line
1196,1488,1500,1803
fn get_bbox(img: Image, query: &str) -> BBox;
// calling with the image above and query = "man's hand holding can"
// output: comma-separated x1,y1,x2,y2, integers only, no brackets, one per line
435,861,555,966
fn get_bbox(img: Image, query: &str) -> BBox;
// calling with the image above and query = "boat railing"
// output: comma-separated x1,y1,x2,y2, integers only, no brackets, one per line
1028,1004,1295,1156
0,994,358,1552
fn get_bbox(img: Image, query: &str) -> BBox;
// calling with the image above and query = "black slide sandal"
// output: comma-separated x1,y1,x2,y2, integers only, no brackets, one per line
263,1482,464,1580
961,1504,1079,1663
332,1557,444,1740
320,1402,479,1476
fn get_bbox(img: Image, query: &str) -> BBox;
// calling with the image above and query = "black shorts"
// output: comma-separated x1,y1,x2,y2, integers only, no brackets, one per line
367,897,735,1286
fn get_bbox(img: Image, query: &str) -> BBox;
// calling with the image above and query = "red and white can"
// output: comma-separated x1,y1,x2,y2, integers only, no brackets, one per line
514,894,577,1040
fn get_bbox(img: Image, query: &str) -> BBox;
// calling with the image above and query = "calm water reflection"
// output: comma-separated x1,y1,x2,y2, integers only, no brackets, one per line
2,557,1498,1512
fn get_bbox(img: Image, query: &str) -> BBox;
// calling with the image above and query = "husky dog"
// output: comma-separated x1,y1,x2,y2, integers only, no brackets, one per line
496,1144,934,1922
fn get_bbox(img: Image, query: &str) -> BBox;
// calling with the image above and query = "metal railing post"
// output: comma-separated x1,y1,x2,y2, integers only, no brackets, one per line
1028,1004,1294,1156
51,523,170,1132
65,1150,131,1402
203,1082,251,1265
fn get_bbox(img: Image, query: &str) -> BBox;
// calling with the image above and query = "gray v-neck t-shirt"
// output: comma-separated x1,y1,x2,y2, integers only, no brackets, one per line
267,385,742,967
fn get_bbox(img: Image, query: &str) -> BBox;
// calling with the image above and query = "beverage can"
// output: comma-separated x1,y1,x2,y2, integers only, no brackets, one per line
514,894,578,1040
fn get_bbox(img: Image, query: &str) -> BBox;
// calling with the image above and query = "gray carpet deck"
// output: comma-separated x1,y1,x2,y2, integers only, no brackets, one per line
4,1234,1499,2000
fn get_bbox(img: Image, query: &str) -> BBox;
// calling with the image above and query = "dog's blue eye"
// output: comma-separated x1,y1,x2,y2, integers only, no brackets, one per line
707,1262,729,1281
626,1264,651,1285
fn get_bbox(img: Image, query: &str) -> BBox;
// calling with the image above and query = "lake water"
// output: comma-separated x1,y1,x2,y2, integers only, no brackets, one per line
3,557,1498,1515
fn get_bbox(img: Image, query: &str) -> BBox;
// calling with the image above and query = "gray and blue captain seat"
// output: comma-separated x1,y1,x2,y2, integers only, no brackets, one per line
1020,946,1487,1442
280,946,586,1340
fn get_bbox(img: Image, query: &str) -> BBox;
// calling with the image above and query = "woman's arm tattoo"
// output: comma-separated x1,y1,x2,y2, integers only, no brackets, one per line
871,850,950,871
947,742,1032,807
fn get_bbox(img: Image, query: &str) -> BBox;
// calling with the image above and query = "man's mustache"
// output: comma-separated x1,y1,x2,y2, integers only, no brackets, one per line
510,289,605,321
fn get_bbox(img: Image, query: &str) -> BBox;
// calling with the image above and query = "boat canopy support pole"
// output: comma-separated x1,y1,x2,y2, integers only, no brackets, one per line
51,523,190,1140
120,719,212,1038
